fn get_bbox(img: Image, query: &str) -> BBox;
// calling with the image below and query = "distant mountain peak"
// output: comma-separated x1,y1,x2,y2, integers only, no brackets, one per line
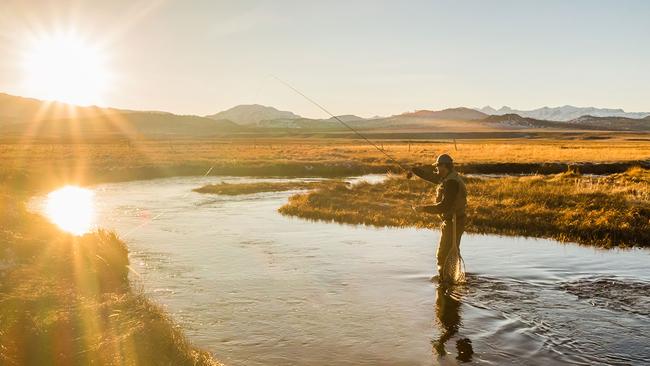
206,104,302,125
328,115,365,122
480,105,497,114
401,107,487,121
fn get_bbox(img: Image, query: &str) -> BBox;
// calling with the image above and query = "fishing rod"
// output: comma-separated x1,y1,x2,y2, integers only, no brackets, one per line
272,76,410,174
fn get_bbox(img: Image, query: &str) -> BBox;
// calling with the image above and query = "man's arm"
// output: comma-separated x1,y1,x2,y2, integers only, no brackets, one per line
419,180,459,215
411,165,442,184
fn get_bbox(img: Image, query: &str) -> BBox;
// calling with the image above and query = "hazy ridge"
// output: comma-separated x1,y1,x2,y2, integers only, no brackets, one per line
2,92,649,138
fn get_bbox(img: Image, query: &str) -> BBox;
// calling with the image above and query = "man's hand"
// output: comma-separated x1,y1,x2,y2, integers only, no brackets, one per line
407,164,423,179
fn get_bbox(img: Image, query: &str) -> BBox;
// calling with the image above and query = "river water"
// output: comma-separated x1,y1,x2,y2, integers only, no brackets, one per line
32,176,650,365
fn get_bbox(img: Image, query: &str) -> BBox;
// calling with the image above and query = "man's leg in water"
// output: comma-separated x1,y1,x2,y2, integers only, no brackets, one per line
455,215,466,252
436,220,453,282
436,216,466,282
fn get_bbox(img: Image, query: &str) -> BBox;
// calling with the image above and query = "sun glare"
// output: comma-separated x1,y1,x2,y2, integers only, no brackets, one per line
22,33,111,106
45,186,96,236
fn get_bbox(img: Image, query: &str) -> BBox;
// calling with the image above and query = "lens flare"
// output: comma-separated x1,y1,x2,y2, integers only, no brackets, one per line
45,186,95,235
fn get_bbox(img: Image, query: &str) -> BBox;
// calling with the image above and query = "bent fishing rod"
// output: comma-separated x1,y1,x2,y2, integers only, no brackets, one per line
272,76,410,174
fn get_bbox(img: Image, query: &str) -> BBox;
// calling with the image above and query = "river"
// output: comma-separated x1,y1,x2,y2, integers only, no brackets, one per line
31,175,650,365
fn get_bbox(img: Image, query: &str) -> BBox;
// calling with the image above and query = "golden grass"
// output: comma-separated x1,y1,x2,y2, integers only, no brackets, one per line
3,138,649,167
279,168,650,248
1,138,649,191
193,181,327,195
0,191,221,365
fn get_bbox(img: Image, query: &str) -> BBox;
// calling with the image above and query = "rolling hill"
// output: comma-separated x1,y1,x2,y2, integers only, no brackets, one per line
0,93,124,125
0,93,241,138
568,115,650,131
481,114,601,130
2,111,241,138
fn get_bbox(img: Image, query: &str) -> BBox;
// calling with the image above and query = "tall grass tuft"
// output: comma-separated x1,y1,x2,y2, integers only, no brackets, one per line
0,191,221,365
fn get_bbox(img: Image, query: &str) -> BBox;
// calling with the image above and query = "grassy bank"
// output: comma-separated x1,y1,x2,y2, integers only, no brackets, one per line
194,181,326,195
279,168,650,248
0,191,221,365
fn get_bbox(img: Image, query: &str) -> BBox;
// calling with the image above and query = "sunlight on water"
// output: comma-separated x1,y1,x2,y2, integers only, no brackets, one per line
29,176,650,365
45,185,95,235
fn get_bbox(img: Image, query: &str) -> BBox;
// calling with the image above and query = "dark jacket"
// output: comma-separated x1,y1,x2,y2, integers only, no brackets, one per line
412,166,467,220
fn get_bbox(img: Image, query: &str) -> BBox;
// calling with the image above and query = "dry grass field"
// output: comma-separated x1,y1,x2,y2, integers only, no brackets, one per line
2,137,649,190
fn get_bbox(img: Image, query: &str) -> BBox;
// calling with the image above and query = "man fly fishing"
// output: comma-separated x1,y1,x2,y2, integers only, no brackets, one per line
274,77,468,284
408,154,468,285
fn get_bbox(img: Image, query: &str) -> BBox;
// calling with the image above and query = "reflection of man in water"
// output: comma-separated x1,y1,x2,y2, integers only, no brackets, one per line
433,286,473,362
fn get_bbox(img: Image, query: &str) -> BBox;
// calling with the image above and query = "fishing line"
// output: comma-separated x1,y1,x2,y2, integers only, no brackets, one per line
272,76,409,173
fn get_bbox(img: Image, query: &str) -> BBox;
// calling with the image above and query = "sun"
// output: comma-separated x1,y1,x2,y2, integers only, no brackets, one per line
22,32,111,106
45,185,96,236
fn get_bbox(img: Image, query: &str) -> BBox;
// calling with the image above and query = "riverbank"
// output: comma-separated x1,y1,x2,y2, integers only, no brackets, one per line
194,181,326,195
279,168,650,248
0,190,221,365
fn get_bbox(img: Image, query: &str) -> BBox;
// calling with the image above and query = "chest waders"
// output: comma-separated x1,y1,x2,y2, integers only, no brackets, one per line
438,171,467,284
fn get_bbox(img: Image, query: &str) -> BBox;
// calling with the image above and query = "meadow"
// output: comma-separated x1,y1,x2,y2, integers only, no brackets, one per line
2,136,649,191
1,136,648,364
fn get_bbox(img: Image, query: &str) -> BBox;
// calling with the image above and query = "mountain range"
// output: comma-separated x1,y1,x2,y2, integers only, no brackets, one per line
206,104,650,132
477,105,650,121
1,92,649,138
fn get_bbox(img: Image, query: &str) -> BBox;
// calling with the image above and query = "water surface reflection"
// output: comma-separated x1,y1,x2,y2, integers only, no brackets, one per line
31,176,650,365
433,285,473,362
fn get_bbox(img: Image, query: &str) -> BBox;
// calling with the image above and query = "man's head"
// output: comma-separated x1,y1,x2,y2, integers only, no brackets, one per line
434,154,454,177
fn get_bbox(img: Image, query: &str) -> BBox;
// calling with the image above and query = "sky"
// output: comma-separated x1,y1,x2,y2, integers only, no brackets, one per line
0,0,649,118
